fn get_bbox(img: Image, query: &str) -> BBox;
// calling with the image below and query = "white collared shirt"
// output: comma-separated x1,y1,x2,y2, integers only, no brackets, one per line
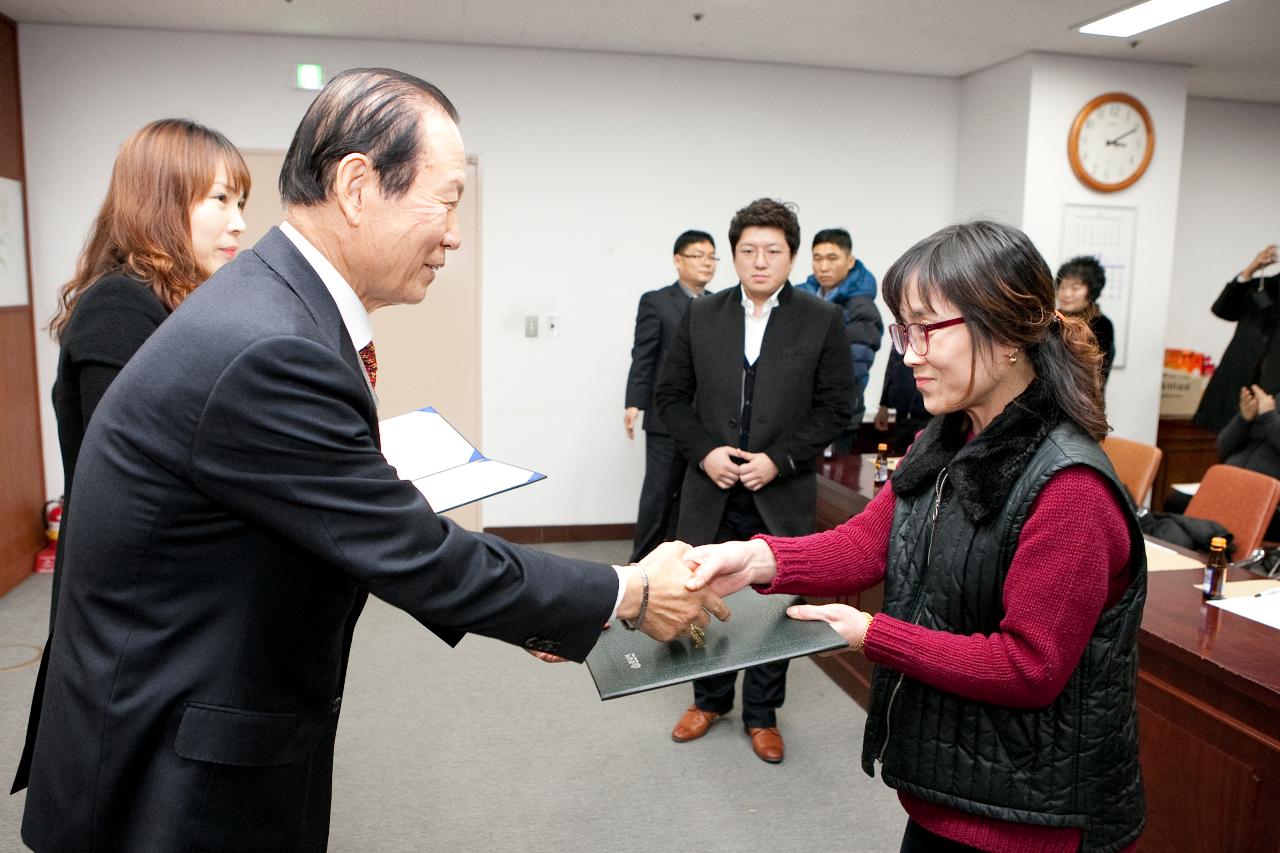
741,284,784,364
280,221,373,353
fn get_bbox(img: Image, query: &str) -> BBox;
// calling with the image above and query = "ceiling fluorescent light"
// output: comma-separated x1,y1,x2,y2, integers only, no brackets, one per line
1079,0,1230,37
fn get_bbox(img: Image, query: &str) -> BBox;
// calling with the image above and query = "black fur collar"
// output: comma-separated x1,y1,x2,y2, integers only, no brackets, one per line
891,379,1065,525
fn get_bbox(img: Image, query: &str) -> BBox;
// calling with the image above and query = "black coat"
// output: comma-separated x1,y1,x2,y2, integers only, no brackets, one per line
1195,273,1280,432
18,228,618,852
654,283,854,543
624,282,695,435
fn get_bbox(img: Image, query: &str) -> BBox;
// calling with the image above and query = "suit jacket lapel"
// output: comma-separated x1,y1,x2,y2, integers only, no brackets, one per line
756,283,795,367
249,227,379,435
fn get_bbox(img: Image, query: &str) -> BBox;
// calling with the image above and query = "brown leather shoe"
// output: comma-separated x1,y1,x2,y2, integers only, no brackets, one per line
747,726,784,763
671,706,721,742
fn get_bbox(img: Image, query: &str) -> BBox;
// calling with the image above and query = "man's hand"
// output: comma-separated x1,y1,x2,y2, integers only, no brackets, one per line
1253,384,1275,416
737,450,778,491
1241,386,1260,421
785,603,872,650
624,407,640,440
1243,244,1278,280
621,541,731,642
873,406,891,432
526,649,570,664
702,446,743,489
683,538,777,597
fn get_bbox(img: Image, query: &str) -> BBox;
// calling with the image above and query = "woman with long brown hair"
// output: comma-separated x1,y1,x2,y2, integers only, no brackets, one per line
686,220,1146,852
51,118,249,502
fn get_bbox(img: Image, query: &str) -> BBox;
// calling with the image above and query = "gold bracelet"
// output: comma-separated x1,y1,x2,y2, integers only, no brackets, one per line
850,612,874,654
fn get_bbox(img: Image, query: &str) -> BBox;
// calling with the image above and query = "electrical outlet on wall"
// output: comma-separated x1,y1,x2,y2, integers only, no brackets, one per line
524,315,539,337
546,315,559,337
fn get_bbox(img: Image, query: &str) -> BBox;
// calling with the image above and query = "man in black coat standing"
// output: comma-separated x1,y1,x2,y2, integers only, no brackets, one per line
624,230,717,562
655,198,853,764
1195,243,1280,432
15,68,726,853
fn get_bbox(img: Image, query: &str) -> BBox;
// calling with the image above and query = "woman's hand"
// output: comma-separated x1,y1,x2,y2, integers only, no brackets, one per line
1252,384,1275,416
1241,386,1259,421
1243,244,1278,279
684,538,777,597
786,603,873,651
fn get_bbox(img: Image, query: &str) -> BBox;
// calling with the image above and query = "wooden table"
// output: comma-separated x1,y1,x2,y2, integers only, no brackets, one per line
813,460,1280,852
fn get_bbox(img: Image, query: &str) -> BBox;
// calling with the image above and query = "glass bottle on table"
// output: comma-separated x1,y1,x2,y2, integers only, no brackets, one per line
1202,536,1228,601
873,442,891,487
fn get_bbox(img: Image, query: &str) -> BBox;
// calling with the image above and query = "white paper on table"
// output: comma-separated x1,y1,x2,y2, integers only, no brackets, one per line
1172,482,1200,496
1210,591,1280,631
379,407,544,511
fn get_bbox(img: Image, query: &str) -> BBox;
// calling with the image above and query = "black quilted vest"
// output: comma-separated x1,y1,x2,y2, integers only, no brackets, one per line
860,381,1147,853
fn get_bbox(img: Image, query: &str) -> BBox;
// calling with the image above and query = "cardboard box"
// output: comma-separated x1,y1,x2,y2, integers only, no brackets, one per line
1160,368,1208,417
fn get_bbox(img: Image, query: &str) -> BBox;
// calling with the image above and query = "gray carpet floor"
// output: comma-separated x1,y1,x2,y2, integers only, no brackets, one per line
0,541,908,852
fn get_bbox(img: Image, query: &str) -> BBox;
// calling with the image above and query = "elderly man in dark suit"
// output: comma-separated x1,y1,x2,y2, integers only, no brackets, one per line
624,229,717,562
655,198,853,763
15,68,727,852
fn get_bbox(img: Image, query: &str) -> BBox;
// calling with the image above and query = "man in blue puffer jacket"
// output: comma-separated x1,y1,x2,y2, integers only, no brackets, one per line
797,228,883,455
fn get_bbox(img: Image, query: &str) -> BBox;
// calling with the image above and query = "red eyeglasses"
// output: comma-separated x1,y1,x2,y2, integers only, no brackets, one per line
888,317,965,356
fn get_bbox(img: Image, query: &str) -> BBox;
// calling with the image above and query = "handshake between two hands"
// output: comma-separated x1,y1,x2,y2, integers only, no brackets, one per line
623,539,873,645
529,539,871,664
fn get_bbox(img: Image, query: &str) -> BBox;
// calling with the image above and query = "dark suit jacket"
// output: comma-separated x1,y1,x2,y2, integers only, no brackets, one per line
654,283,854,544
1195,273,1280,432
625,282,699,435
19,228,618,852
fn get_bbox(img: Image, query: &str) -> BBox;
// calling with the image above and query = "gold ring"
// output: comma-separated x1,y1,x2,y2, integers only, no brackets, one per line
689,624,706,648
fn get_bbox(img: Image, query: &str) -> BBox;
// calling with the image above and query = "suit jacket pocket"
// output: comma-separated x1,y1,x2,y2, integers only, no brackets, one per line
174,702,302,767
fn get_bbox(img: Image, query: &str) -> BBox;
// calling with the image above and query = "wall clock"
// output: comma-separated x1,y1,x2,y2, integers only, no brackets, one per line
1067,92,1154,193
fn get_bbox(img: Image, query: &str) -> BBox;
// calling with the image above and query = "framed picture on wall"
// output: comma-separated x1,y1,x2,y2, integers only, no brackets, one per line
0,177,30,308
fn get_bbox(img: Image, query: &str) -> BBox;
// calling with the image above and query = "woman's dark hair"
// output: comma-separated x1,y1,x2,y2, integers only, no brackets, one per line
51,119,250,342
882,220,1109,440
728,198,800,257
280,67,458,207
1055,255,1106,303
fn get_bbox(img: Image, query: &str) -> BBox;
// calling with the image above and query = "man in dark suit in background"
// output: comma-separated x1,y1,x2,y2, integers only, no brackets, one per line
15,68,726,852
655,198,853,764
624,230,717,563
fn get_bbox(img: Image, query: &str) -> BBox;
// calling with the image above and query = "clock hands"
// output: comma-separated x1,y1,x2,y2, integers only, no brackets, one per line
1106,126,1138,147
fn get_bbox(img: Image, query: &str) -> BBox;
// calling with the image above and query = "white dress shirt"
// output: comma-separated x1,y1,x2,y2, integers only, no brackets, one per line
742,284,784,364
280,221,373,353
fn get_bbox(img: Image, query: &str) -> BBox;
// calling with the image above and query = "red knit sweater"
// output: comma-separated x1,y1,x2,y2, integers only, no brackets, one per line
759,466,1138,853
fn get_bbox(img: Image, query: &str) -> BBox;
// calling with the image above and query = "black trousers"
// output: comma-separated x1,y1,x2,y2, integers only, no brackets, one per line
899,821,983,852
691,489,788,729
629,431,686,564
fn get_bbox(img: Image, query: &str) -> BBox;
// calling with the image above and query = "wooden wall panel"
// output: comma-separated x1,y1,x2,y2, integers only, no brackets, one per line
0,14,46,597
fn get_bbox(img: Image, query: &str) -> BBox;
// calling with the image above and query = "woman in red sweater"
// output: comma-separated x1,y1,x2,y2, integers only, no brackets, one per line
687,221,1145,853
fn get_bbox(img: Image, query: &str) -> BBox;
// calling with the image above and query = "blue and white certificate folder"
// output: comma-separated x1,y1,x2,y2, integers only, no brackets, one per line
379,407,545,511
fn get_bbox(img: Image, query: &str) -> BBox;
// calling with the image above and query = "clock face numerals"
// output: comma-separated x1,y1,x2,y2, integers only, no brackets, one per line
1069,94,1154,192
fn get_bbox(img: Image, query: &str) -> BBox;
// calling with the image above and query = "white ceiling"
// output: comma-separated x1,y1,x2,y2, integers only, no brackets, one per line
2,0,1277,103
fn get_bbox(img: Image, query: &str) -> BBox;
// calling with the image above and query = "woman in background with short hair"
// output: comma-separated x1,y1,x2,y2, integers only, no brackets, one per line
1056,254,1114,390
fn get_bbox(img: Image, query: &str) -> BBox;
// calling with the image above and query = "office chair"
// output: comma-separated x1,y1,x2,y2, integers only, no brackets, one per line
1185,464,1280,560
1102,436,1163,507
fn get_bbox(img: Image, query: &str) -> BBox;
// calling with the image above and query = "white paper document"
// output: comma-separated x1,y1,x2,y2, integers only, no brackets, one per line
379,407,544,511
1210,590,1280,631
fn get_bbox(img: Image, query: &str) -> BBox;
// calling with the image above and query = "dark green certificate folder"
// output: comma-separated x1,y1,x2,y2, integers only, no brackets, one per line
585,590,847,700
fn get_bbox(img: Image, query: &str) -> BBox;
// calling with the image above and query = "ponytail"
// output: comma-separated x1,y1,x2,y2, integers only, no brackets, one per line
1029,310,1109,440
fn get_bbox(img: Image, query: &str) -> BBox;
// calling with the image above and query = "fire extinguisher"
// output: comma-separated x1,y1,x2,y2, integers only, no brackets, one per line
33,497,62,574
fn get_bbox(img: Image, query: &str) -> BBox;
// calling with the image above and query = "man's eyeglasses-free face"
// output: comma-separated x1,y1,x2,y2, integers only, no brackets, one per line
888,316,966,356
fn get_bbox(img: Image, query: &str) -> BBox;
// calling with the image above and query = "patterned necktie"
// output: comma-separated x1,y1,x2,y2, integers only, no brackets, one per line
358,341,378,389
